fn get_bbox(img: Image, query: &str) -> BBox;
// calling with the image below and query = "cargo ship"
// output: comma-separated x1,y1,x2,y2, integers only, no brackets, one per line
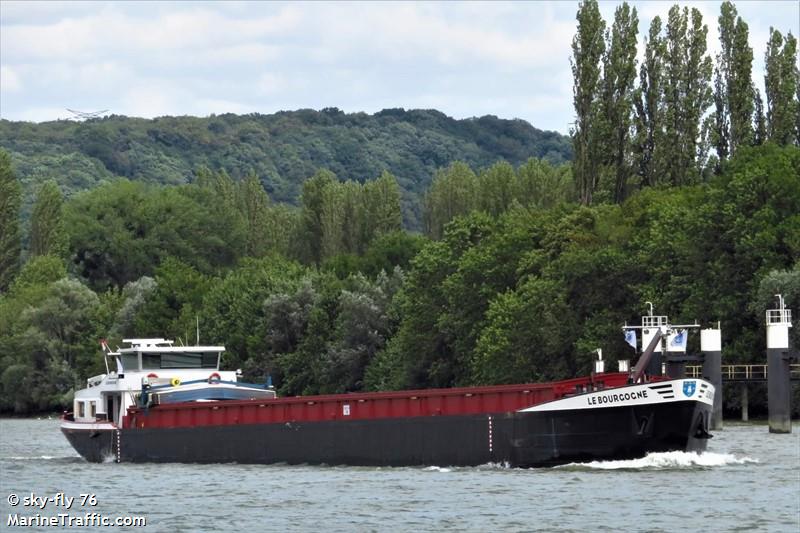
61,332,714,467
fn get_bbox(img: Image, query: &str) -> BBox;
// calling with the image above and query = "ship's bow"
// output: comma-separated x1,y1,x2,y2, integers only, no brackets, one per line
511,378,714,467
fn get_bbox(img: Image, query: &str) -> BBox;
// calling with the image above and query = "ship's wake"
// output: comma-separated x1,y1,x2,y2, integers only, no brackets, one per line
557,451,758,470
3,455,83,463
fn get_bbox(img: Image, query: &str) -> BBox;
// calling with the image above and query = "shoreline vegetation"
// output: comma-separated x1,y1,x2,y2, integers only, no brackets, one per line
1,1,798,416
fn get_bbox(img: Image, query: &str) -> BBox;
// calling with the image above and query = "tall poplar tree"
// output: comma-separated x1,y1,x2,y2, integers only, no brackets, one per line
29,180,67,259
633,16,665,188
423,162,478,239
754,87,767,145
728,8,754,151
0,150,21,292
661,6,712,185
765,29,799,145
477,161,516,215
298,169,338,264
599,2,638,203
570,0,606,205
709,67,729,166
320,181,347,260
236,171,272,257
361,170,402,250
713,1,754,160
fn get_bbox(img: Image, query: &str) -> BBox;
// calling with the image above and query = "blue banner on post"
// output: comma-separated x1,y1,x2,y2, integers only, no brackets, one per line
624,330,637,350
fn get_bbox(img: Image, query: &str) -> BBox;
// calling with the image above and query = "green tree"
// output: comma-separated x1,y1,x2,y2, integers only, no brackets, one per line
478,160,517,215
358,231,426,278
471,277,573,384
261,278,319,391
112,276,157,338
709,67,729,169
9,255,67,291
3,272,113,413
633,16,665,188
133,258,211,340
237,171,273,257
29,180,67,259
66,181,246,290
320,274,394,393
515,158,574,208
713,1,754,160
661,6,713,185
754,87,767,146
361,170,403,250
598,2,638,203
22,279,101,368
201,256,308,373
320,179,348,260
423,161,478,239
263,204,299,259
0,150,21,292
765,29,799,145
297,169,338,263
571,0,606,205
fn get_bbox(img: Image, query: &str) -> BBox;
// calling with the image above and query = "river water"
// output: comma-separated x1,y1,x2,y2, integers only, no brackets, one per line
0,418,797,532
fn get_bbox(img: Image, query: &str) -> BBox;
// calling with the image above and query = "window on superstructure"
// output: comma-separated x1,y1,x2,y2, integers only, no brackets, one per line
89,402,96,419
120,354,138,371
77,401,85,418
141,352,218,369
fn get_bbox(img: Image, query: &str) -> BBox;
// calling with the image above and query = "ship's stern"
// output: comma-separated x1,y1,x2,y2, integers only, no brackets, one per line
60,415,118,463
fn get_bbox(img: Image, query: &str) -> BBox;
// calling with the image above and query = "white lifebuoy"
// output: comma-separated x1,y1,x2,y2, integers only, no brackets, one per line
147,373,158,379
208,372,222,384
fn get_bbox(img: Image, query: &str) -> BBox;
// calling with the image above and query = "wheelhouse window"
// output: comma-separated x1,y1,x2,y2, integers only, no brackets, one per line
89,402,97,418
77,401,85,418
120,354,139,371
141,352,218,369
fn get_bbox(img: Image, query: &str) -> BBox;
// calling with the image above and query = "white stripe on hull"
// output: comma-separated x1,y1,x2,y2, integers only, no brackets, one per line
60,420,117,431
518,378,714,413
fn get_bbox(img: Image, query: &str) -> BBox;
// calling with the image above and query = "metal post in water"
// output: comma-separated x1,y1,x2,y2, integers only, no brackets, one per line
701,326,723,430
766,295,792,433
741,383,748,422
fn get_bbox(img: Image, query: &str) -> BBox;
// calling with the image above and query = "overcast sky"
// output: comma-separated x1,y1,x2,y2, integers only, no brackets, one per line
1,1,797,134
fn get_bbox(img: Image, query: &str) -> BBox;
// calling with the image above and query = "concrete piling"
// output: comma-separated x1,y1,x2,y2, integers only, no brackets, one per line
701,328,723,430
740,383,748,422
766,297,792,434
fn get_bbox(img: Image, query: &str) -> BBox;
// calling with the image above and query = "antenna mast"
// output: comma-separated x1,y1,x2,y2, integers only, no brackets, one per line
66,109,109,121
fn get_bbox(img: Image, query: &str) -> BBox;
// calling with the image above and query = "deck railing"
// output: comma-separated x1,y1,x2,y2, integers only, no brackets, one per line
685,364,800,381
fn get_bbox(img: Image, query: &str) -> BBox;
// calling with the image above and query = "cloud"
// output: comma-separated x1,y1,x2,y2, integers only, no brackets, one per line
1,4,300,61
0,66,22,92
204,44,282,65
302,3,574,70
1,0,797,133
2,106,71,122
257,72,290,96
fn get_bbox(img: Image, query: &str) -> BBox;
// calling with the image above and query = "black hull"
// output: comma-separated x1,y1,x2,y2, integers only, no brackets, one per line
61,427,117,463
65,400,712,467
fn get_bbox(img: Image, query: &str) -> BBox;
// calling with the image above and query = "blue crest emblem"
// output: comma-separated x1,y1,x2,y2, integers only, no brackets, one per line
683,381,696,397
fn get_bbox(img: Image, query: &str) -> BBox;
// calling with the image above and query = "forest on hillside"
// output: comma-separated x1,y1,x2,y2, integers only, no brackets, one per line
1,144,797,415
0,108,572,231
0,0,798,415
